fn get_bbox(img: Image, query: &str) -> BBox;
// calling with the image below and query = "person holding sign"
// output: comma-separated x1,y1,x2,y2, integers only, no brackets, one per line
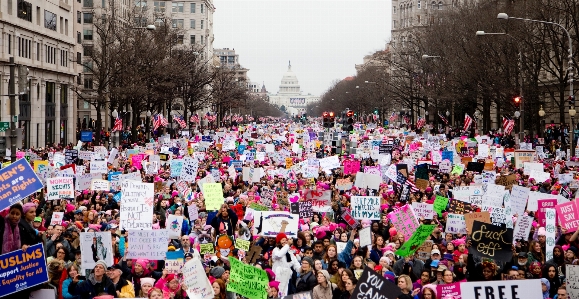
272,222,301,295
0,204,25,254
68,260,117,299
210,204,239,237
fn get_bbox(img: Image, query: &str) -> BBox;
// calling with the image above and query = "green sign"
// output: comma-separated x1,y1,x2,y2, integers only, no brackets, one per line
0,122,9,132
433,195,449,217
395,224,436,257
227,257,268,299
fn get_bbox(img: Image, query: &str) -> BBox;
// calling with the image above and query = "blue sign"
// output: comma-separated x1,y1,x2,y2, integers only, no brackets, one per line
113,192,122,202
237,145,246,155
201,135,212,142
80,131,93,142
441,151,454,163
0,243,48,297
0,159,44,212
229,160,242,171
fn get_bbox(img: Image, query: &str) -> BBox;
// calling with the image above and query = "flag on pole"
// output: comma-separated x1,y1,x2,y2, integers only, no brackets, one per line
112,117,123,132
173,115,187,128
416,117,426,129
190,114,200,124
403,114,411,125
464,113,473,132
389,112,398,122
152,114,162,131
438,111,448,125
502,116,515,135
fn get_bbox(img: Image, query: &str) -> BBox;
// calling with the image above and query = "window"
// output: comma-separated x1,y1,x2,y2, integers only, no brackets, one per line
190,19,195,29
393,20,396,28
135,0,146,8
83,0,92,7
190,35,195,44
153,1,165,12
17,37,31,59
83,45,93,56
44,10,57,31
17,0,32,22
60,50,68,67
84,78,93,89
176,35,183,44
77,52,81,64
83,61,93,73
77,31,81,43
45,45,56,64
83,29,93,40
83,100,90,109
172,2,183,13
46,82,55,103
200,20,203,29
37,6,40,25
61,84,68,104
393,6,396,13
83,13,93,23
417,15,420,24
431,1,435,9
417,0,421,9
200,3,203,13
37,43,40,60
438,1,443,9
200,35,204,44
172,19,183,28
190,3,195,13
65,19,68,35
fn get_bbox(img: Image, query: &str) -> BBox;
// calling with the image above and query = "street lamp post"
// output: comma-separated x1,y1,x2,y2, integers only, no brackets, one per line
539,105,545,138
570,108,576,157
497,13,575,147
111,109,118,148
146,110,151,139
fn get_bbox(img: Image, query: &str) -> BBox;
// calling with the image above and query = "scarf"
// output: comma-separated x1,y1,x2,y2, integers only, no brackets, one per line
2,216,21,254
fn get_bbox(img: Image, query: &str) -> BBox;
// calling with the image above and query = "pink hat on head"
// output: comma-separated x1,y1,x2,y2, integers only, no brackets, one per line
538,227,546,236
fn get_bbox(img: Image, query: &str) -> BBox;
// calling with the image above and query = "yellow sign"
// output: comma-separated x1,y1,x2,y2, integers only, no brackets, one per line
34,160,48,173
285,158,293,169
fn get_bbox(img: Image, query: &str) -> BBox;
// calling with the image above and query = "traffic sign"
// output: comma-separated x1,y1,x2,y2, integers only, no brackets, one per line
0,122,9,132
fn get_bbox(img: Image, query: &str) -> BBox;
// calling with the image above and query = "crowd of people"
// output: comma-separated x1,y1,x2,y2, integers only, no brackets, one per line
0,119,577,299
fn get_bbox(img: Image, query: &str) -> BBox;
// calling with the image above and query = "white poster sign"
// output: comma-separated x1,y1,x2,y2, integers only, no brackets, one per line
126,230,169,260
120,181,154,230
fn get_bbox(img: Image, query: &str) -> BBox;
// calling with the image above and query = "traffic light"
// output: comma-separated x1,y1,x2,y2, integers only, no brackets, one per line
374,107,379,114
322,112,330,128
343,110,354,132
570,96,576,108
513,96,521,109
328,111,335,125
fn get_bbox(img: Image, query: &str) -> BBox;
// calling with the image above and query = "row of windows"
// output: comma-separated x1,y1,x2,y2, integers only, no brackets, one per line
173,35,203,45
77,12,93,24
17,36,32,59
151,1,204,13
6,34,71,66
393,1,444,13
171,19,203,29
10,0,70,36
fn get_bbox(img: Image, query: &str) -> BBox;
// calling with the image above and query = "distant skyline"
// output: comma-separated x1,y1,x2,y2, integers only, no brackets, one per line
213,0,391,96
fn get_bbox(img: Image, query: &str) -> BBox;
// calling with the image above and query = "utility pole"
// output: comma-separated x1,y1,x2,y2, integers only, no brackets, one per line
8,57,16,162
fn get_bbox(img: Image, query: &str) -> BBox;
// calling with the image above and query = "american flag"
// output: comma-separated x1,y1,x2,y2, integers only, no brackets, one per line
502,116,515,135
464,113,473,132
389,112,398,122
403,114,411,125
205,113,217,123
112,117,123,132
173,115,187,128
190,114,200,124
438,112,448,125
152,114,168,131
416,117,426,129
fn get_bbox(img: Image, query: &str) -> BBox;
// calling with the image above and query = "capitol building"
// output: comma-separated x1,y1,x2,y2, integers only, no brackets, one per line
268,62,320,116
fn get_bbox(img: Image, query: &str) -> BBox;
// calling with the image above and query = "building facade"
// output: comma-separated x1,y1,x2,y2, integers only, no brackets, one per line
0,0,77,149
268,62,319,116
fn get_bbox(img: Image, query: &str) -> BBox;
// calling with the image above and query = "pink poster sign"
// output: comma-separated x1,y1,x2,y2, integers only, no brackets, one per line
387,204,420,241
343,160,360,175
437,282,462,299
537,199,558,227
132,154,144,170
556,201,579,233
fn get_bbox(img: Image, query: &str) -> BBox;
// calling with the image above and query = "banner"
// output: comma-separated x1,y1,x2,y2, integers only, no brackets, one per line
437,282,462,299
395,224,435,257
567,265,579,299
79,231,114,274
0,243,48,297
252,211,299,238
227,257,268,299
387,205,420,241
120,181,154,230
546,208,556,262
513,214,534,241
50,212,64,226
556,201,579,233
46,177,74,200
468,221,513,262
0,159,43,211
126,230,168,260
445,213,467,234
412,202,435,219
460,279,542,299
350,196,380,220
90,179,110,191
202,183,224,211
350,267,402,299
183,257,214,299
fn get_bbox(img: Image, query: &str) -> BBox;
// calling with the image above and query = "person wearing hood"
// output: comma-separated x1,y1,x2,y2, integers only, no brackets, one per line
542,264,561,298
68,260,117,299
545,245,565,275
541,278,551,299
19,202,42,246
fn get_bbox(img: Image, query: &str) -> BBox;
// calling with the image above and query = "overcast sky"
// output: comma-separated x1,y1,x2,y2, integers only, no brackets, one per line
212,0,391,96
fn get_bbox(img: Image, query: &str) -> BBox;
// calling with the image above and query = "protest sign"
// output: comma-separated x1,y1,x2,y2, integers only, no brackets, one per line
170,159,184,177
228,257,269,299
90,179,110,191
126,230,169,260
120,181,154,230
350,196,380,220
537,199,557,227
299,200,313,218
567,265,579,299
445,213,467,234
412,202,435,219
90,160,107,173
165,257,184,274
76,173,101,191
350,267,402,299
395,224,436,257
460,279,541,299
336,179,353,191
0,243,48,297
433,195,449,217
253,211,299,238
183,258,215,299
468,221,513,262
80,231,114,273
556,201,579,233
464,212,491,232
167,215,184,239
546,208,556,261
343,160,360,175
513,214,534,241
510,186,530,217
438,282,462,299
387,205,420,241
235,239,251,252
0,159,43,211
359,227,372,247
200,243,215,254
50,212,64,226
203,183,224,211
47,177,74,200
180,157,199,182
448,199,473,214
341,210,360,229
